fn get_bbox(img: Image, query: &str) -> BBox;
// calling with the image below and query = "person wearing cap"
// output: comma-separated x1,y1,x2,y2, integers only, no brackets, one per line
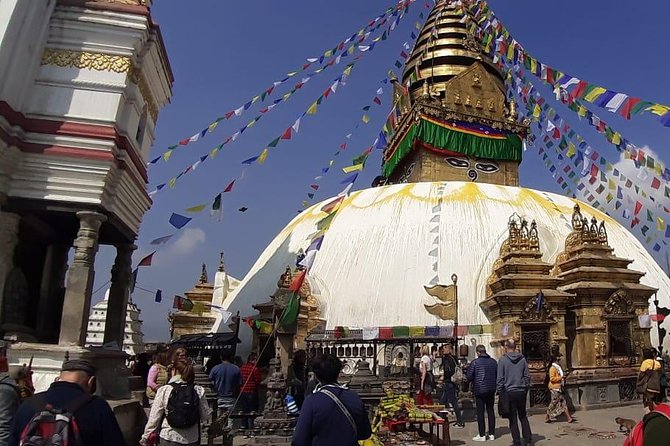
9,359,125,446
545,353,574,424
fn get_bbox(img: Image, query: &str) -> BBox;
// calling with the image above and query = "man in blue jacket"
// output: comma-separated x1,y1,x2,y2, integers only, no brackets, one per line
292,354,371,446
497,340,532,446
466,345,498,442
9,359,124,446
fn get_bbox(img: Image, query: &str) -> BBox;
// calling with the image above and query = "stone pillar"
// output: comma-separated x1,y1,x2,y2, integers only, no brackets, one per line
59,211,107,346
0,211,20,323
103,243,136,349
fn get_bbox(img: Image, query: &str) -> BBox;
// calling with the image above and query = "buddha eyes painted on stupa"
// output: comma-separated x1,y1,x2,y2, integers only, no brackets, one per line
444,156,500,181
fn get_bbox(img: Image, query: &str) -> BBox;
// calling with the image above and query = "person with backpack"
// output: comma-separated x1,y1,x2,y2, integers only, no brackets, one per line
140,360,210,446
292,354,371,446
637,348,663,411
623,401,670,446
466,345,498,442
497,340,532,446
146,349,169,405
9,359,124,446
439,344,464,429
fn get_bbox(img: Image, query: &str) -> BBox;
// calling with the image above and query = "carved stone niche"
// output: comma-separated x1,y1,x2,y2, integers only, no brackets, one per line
519,292,555,323
603,290,635,318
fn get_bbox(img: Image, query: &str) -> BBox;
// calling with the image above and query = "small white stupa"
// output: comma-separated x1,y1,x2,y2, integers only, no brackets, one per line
86,290,146,355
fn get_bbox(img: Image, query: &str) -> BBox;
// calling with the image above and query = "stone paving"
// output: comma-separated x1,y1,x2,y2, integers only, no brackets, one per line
448,404,642,446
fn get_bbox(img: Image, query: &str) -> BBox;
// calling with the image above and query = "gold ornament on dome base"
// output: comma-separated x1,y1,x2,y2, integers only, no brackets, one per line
424,274,458,321
41,49,132,73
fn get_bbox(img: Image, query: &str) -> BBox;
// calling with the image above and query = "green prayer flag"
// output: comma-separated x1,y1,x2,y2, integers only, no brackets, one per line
280,293,299,327
268,137,281,148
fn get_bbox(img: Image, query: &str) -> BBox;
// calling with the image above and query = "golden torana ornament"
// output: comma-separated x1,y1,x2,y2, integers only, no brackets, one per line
41,49,132,73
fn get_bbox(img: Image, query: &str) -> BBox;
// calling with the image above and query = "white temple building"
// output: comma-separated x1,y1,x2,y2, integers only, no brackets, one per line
86,290,145,355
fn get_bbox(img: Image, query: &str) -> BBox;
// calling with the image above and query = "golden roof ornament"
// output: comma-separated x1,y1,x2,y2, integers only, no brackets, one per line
278,266,293,289
199,263,208,284
218,252,225,272
571,204,584,230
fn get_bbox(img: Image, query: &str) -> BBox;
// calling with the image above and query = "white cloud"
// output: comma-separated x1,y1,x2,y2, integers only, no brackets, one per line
168,228,206,257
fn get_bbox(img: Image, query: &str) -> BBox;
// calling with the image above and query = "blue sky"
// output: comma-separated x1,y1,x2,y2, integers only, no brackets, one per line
91,1,670,341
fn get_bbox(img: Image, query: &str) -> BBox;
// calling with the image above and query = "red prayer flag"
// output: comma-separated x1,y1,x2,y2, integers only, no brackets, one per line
288,269,307,293
634,201,643,215
172,296,183,309
280,127,292,140
340,143,347,150
223,180,235,193
373,97,382,105
179,138,190,146
570,81,588,101
651,177,661,190
321,196,343,213
138,252,155,267
225,111,235,119
651,314,666,322
310,184,319,191
619,97,641,120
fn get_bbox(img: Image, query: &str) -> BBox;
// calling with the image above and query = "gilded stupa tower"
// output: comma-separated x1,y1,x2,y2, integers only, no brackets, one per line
382,0,528,186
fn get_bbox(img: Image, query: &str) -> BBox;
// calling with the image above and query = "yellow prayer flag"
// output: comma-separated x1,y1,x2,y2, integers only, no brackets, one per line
286,71,298,77
530,58,537,74
348,46,355,55
611,132,622,146
168,178,176,189
324,50,333,57
283,92,292,100
342,163,364,174
343,66,353,77
566,142,576,158
208,122,218,132
252,95,260,104
533,104,541,118
578,105,588,118
645,104,670,116
258,148,268,164
307,102,318,115
210,147,219,158
506,43,515,60
247,118,257,129
163,150,173,162
362,114,370,124
655,164,663,175
658,217,665,232
185,204,207,213
584,86,607,103
608,179,616,190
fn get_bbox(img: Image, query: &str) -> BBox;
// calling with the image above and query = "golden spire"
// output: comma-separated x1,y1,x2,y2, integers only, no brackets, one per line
199,263,208,284
218,251,225,272
402,0,502,99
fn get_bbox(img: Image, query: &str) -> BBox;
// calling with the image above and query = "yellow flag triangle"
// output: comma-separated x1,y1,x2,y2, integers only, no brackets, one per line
258,148,268,164
185,204,207,213
163,150,173,162
307,102,318,115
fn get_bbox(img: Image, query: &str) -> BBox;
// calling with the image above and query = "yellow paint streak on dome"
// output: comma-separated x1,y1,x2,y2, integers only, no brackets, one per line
274,183,616,241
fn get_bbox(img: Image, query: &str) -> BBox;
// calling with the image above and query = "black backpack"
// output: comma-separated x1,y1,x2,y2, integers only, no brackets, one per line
166,383,200,429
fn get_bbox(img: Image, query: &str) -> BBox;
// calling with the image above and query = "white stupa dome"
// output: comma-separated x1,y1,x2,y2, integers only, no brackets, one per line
222,182,670,351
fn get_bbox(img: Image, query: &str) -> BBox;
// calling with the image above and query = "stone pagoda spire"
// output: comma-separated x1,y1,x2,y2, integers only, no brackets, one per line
380,0,528,187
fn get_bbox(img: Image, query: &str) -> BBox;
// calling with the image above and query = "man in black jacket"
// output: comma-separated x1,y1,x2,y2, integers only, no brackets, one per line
440,344,464,429
9,360,125,446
